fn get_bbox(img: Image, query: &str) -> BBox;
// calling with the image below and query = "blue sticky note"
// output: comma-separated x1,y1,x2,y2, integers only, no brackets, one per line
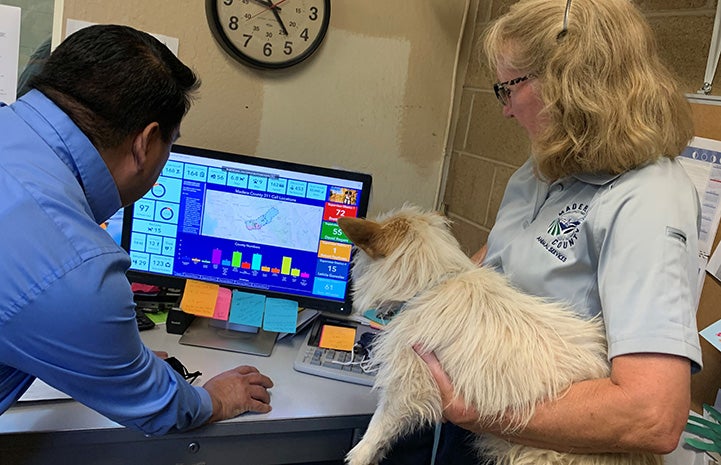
229,290,265,327
262,298,299,333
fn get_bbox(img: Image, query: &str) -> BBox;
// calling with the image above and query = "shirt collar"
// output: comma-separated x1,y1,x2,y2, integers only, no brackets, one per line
10,90,122,223
571,171,622,186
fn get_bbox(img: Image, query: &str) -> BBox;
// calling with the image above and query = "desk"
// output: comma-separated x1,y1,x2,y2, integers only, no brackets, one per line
0,326,378,465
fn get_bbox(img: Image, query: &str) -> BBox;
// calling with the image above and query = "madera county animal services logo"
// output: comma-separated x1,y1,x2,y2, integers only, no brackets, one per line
536,203,589,262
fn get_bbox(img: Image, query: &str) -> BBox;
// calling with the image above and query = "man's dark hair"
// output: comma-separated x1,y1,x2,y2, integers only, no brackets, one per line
30,24,200,149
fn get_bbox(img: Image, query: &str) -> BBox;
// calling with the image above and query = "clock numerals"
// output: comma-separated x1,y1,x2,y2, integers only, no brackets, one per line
207,0,330,69
309,6,319,21
243,39,293,58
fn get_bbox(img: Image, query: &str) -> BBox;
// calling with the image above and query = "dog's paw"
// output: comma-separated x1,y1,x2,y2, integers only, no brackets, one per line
345,441,379,465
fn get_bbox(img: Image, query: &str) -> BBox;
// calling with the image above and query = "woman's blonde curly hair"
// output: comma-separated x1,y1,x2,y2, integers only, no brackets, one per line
483,0,694,181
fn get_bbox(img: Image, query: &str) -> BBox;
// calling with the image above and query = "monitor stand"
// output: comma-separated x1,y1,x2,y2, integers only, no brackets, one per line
179,318,278,357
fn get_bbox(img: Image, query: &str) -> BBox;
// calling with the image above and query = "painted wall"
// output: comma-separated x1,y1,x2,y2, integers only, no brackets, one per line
59,0,470,219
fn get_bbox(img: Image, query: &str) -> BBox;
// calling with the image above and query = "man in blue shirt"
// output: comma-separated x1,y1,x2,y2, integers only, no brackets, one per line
0,24,273,435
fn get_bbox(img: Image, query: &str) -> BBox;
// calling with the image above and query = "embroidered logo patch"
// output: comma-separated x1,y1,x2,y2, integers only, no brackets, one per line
536,203,589,262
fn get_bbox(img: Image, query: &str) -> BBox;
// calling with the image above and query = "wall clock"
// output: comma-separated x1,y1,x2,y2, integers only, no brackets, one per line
206,0,331,69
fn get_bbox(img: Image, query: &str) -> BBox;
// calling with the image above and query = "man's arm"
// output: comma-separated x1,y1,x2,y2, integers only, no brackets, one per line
417,350,690,455
2,255,273,435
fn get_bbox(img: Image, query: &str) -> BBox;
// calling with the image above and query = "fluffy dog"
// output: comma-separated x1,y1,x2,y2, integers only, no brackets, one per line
336,205,661,465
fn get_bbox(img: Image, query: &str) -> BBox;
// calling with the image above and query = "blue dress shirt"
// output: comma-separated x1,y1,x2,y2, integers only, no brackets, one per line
0,90,212,435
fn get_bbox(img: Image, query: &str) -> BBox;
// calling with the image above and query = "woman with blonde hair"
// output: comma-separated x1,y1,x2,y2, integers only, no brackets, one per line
404,0,701,462
483,0,694,182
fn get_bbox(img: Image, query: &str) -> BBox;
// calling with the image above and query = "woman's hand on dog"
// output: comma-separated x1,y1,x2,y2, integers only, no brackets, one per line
470,244,488,266
414,346,491,434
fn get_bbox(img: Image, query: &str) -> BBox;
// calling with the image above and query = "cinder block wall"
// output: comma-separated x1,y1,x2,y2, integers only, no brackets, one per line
442,0,719,256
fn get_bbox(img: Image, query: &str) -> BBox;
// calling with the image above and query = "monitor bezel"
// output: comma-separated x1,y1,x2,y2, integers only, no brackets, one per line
121,144,372,315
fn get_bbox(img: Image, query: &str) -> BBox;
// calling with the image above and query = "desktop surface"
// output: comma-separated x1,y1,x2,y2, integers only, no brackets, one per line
0,326,377,465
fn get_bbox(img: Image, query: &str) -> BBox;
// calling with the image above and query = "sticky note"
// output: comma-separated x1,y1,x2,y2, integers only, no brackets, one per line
180,279,219,317
262,298,299,333
318,324,356,351
229,290,265,327
212,286,232,321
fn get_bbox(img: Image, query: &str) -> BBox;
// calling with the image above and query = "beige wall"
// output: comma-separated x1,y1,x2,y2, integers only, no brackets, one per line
443,0,720,256
59,0,470,218
52,0,717,247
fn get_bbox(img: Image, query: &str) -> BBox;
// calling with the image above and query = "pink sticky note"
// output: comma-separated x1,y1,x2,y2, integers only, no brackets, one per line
212,287,232,321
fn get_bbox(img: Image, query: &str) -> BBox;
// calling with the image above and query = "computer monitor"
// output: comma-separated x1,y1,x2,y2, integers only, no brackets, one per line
121,145,372,354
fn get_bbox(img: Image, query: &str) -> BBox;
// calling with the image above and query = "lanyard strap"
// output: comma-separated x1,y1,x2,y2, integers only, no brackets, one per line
429,422,442,465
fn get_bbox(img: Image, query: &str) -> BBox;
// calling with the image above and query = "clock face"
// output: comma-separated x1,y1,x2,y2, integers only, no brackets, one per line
206,0,330,69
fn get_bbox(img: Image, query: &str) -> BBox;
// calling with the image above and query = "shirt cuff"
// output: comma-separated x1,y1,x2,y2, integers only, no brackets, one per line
194,386,214,425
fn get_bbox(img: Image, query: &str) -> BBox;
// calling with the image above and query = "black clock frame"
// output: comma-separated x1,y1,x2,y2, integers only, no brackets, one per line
205,0,331,70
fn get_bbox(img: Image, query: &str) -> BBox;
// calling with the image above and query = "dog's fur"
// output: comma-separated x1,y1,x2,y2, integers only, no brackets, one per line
337,205,661,465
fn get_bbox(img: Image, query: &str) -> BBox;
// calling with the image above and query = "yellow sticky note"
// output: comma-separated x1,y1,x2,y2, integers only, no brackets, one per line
180,279,219,317
318,324,356,351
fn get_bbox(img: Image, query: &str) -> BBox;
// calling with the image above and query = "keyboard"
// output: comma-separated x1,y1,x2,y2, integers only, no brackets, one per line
135,308,156,331
293,316,379,386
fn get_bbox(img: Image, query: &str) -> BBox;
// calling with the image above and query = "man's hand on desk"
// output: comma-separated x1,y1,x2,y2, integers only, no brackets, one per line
203,366,274,422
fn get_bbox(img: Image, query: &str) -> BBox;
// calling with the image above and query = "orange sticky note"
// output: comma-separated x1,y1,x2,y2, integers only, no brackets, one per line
180,279,219,317
212,287,232,321
318,324,356,351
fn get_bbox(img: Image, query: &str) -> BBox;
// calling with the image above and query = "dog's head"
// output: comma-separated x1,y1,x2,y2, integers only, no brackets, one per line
337,204,472,313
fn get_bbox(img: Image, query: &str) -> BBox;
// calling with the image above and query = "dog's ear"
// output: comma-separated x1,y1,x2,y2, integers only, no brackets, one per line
337,217,387,259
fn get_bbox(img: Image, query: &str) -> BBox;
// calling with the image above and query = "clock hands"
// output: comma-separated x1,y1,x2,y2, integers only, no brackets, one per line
248,0,280,11
248,0,290,36
265,0,289,36
249,0,288,18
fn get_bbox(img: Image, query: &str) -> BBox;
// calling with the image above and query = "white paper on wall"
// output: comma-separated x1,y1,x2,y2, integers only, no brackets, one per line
0,4,21,104
677,136,721,304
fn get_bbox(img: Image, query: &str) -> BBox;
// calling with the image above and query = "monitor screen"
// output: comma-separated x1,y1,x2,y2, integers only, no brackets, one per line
121,144,372,315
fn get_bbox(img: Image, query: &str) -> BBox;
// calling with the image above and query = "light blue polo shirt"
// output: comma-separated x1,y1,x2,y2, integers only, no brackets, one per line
485,157,702,370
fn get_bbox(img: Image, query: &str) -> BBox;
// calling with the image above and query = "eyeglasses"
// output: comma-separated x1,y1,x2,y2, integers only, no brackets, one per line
493,74,534,106
165,356,202,385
